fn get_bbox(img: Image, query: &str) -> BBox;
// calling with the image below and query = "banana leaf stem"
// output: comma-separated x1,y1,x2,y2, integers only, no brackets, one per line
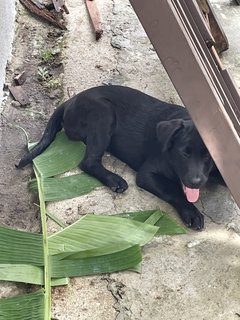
34,166,51,320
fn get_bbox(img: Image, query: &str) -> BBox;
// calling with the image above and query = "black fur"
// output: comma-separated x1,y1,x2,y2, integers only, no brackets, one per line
17,85,217,230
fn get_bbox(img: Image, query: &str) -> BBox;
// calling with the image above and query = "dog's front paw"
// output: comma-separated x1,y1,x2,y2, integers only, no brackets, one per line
106,174,128,193
180,206,204,230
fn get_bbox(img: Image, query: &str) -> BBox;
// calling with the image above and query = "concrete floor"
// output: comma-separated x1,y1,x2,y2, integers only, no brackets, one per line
0,0,239,319
49,1,240,319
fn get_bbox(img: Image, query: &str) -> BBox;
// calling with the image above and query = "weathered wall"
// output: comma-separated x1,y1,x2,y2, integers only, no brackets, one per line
0,0,15,106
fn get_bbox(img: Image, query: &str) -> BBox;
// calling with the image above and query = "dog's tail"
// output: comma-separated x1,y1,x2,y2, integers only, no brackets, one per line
16,104,65,169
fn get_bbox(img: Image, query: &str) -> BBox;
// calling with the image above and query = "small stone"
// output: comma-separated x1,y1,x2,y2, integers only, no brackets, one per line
11,100,21,108
227,222,240,234
186,240,201,248
48,89,60,99
14,71,27,85
111,37,122,49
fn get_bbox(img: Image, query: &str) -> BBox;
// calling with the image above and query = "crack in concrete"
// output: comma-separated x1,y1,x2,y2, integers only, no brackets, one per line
103,277,132,320
200,199,221,225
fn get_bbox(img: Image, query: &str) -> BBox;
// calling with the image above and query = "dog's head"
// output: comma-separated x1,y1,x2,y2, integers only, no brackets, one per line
156,119,214,202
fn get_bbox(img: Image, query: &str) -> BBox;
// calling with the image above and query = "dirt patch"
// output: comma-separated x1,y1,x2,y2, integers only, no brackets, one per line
0,2,65,231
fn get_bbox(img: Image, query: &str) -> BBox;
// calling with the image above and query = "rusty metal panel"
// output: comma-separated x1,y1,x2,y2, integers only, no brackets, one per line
176,0,240,130
129,0,240,207
186,0,215,48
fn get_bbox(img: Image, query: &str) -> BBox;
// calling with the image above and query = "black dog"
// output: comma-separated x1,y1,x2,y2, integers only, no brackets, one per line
17,85,215,230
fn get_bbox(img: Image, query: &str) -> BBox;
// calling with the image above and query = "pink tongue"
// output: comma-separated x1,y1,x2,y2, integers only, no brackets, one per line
184,187,200,203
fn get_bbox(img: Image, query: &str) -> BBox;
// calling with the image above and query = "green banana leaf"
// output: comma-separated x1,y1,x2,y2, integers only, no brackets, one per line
50,244,142,278
0,225,43,266
0,290,44,320
48,214,160,255
0,264,43,285
32,131,85,178
0,211,161,285
29,131,104,202
29,173,102,202
0,264,68,286
117,209,186,235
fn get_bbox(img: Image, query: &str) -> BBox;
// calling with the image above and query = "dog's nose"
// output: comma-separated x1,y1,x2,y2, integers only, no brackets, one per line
191,177,202,186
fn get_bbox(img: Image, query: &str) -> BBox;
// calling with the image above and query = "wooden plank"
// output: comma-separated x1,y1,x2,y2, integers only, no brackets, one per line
130,0,240,208
85,0,103,40
20,0,67,30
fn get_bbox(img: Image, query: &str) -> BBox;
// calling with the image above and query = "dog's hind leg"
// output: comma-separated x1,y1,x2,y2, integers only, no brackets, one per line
79,112,128,193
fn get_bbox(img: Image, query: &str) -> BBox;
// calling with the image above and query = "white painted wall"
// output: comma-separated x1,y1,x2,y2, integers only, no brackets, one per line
0,0,15,106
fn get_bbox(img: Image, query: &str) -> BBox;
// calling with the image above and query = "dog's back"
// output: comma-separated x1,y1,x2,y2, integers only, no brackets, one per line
77,86,190,170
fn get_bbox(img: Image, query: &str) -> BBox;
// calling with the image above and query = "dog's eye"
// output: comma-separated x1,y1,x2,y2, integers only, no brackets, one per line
180,147,191,158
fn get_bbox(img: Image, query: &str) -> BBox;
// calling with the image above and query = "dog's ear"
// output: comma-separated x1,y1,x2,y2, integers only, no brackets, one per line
156,119,184,152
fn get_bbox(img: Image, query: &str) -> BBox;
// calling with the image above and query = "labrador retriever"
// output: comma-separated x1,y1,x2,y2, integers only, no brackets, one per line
17,85,216,230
